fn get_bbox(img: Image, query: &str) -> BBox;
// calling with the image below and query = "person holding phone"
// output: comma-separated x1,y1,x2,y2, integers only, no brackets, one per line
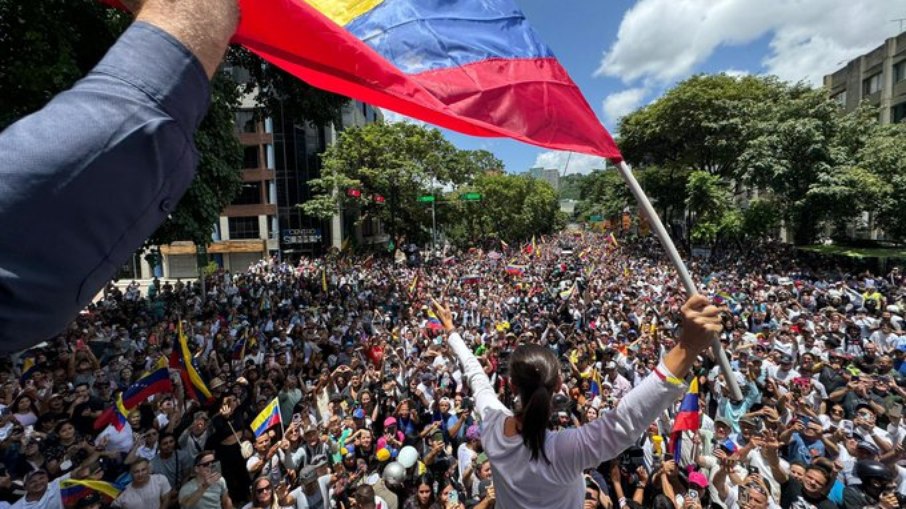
178,451,233,509
431,295,722,509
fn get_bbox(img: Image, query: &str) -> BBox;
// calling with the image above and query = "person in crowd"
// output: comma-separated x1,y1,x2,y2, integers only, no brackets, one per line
4,231,906,509
112,459,172,509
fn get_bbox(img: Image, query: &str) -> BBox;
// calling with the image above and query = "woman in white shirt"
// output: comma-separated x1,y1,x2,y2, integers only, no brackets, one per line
432,295,722,509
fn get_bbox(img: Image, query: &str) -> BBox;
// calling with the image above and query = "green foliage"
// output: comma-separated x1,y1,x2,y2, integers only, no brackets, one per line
740,199,780,241
862,124,906,241
0,0,129,129
0,0,244,249
148,73,243,247
559,174,587,201
444,173,562,246
306,122,486,243
619,74,784,180
575,169,632,219
227,47,349,128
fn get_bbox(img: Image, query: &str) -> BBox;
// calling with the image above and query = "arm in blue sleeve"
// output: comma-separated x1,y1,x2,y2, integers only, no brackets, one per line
0,22,210,352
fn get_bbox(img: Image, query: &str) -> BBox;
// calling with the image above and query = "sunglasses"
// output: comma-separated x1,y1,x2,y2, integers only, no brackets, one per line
197,461,215,468
256,486,272,493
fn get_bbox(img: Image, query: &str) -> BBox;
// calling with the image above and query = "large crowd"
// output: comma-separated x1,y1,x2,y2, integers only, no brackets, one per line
1,231,905,509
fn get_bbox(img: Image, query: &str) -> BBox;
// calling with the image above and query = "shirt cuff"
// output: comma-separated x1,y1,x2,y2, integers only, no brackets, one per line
92,22,211,133
653,363,687,388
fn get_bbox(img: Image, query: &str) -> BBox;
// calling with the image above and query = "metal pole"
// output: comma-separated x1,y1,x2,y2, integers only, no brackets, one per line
616,161,742,401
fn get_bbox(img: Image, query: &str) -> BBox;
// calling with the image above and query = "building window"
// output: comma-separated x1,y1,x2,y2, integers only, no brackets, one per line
832,90,847,107
895,61,906,84
863,73,882,95
243,146,261,169
228,216,260,239
893,102,906,124
235,110,257,134
232,182,263,205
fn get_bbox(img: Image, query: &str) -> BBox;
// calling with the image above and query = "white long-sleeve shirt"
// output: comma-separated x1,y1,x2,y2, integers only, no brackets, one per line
448,332,685,509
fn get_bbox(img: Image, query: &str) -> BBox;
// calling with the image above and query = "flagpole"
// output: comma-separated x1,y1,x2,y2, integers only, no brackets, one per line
616,161,742,401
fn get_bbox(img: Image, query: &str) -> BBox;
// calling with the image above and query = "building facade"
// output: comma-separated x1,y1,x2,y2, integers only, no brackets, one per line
527,167,560,191
824,31,906,124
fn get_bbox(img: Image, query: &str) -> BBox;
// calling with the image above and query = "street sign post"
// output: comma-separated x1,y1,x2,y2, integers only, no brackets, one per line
417,195,435,203
459,192,482,201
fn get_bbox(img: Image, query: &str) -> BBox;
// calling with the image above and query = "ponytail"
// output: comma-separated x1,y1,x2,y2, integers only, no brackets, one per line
521,384,552,463
508,344,559,464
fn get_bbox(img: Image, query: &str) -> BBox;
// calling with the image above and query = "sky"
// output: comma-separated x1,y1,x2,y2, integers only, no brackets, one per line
381,0,905,176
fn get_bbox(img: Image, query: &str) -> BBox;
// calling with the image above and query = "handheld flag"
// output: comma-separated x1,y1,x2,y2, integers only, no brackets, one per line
408,273,419,298
609,233,619,248
94,392,130,432
505,264,526,276
670,377,700,462
121,367,172,409
232,337,247,361
459,275,482,285
229,0,621,160
321,267,328,293
425,311,443,331
61,479,122,507
251,397,282,437
171,322,212,403
19,355,37,384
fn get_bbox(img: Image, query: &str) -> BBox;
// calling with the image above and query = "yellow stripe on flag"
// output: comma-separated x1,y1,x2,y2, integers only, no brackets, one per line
306,0,385,26
251,397,281,436
61,479,122,500
178,323,212,400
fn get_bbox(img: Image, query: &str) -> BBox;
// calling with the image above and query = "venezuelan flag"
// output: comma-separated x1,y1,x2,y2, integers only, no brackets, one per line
459,275,481,285
670,378,700,462
61,479,121,507
19,355,37,383
589,370,602,397
223,0,621,161
251,397,282,437
408,273,418,297
426,310,443,331
122,367,172,409
94,392,130,432
171,323,212,403
505,264,526,276
232,337,247,361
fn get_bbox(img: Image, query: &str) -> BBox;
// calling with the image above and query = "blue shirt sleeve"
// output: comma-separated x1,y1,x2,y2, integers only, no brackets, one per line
0,22,210,351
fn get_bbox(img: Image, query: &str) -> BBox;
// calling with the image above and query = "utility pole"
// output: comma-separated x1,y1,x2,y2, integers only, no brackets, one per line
893,18,906,33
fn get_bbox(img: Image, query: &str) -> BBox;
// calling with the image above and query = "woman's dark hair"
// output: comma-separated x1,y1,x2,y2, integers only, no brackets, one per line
508,344,560,462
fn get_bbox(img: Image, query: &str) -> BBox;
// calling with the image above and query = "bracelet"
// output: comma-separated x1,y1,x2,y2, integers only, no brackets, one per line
653,366,684,387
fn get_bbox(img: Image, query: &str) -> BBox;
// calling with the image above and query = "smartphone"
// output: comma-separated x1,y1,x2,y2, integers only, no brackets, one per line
687,490,698,500
747,465,760,476
449,490,459,505
841,420,854,433
211,461,222,474
292,413,302,424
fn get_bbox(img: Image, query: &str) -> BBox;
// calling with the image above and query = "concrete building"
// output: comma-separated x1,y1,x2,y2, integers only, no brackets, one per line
147,69,383,277
527,167,560,191
823,30,906,241
823,31,906,124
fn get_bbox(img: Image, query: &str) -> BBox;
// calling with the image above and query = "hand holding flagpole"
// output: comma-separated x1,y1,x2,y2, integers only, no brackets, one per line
616,161,743,401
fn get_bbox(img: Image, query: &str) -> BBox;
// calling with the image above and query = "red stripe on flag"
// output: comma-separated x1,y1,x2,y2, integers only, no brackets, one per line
232,0,621,160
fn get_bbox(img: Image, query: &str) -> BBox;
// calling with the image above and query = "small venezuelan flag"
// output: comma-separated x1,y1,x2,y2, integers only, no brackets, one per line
251,397,282,438
670,377,700,462
61,479,121,507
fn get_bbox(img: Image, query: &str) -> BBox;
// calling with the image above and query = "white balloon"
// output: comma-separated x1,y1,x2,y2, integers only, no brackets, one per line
398,446,419,468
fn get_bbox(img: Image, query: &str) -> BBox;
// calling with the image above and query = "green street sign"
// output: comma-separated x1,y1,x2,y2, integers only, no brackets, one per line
418,195,436,203
589,215,603,222
460,192,482,201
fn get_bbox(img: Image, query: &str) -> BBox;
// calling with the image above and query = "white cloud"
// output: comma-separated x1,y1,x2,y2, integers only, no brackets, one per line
602,87,647,126
532,151,608,175
379,109,426,126
597,0,902,86
722,68,751,78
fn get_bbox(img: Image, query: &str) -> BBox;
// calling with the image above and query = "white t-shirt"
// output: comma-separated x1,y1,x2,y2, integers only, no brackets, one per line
96,423,134,454
448,332,685,509
113,474,171,509
10,479,63,509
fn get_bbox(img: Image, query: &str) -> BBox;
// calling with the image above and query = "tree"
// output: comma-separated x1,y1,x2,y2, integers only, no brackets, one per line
146,73,243,247
619,74,784,182
739,87,876,244
859,123,906,241
685,171,732,245
226,47,349,128
0,0,244,250
444,173,563,246
302,122,479,244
